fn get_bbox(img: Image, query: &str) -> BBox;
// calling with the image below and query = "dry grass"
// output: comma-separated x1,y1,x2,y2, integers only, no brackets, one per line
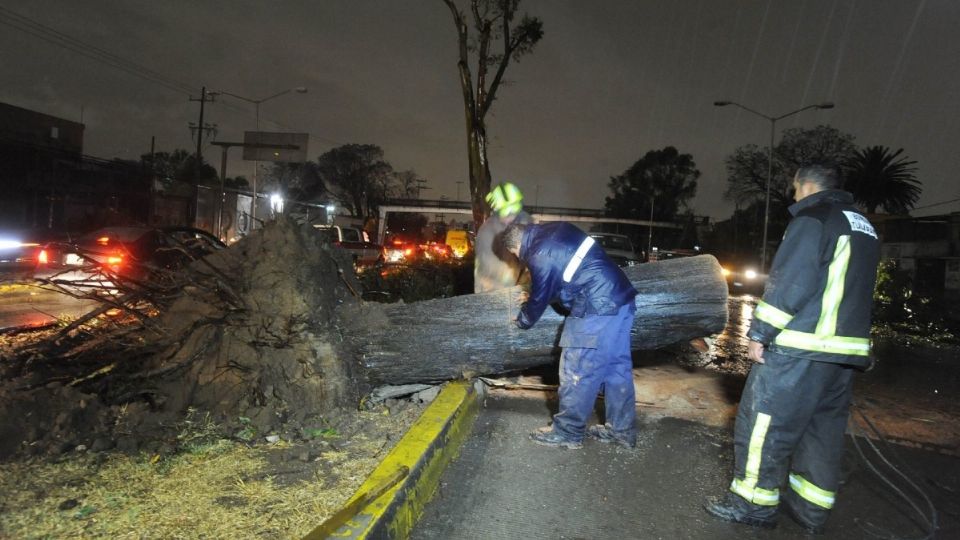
0,406,423,539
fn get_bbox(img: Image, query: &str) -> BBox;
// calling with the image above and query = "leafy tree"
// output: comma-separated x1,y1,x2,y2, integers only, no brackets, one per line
261,162,324,202
724,125,857,212
844,146,921,214
703,200,765,263
316,144,394,220
140,149,217,187
393,170,426,199
605,147,700,222
442,0,544,228
223,176,249,190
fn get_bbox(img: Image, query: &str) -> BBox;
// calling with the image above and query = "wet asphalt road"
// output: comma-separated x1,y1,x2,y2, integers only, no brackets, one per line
413,394,958,540
0,283,98,331
413,295,960,539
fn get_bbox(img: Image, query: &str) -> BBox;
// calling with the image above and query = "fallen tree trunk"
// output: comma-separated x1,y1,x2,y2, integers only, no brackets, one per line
344,255,728,385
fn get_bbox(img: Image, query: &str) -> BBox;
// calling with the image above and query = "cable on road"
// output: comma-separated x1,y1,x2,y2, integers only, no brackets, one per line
849,402,939,540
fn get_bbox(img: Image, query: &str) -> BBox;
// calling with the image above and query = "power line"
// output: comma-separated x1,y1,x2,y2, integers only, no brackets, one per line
0,5,198,95
0,6,344,152
912,196,960,211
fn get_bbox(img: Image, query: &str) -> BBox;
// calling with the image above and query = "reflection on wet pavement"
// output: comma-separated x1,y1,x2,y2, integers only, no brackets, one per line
699,294,757,376
694,294,960,452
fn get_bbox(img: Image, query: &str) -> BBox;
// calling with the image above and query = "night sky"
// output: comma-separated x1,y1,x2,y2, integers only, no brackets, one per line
2,1,958,219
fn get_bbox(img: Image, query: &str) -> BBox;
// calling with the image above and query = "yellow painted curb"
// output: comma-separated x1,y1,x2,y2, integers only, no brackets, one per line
304,380,484,539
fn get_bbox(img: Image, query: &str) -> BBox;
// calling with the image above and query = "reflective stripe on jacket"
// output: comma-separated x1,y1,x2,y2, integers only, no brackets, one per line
516,222,637,329
747,190,880,368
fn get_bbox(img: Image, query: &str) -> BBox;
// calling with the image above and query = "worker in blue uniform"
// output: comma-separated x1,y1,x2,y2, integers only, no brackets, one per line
500,220,639,449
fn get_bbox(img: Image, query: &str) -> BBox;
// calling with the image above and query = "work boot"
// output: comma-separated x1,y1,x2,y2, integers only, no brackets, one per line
703,494,777,529
586,423,636,449
529,426,582,449
782,501,826,535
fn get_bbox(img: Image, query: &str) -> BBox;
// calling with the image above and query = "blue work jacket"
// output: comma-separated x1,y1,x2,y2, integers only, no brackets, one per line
516,222,637,330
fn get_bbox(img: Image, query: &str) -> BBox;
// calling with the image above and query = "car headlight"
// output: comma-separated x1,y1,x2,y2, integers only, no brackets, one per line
745,269,758,280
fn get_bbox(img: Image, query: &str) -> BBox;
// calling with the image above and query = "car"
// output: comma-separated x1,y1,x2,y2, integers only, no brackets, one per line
0,228,69,282
648,247,701,262
35,226,226,287
314,225,382,269
444,230,474,259
721,261,767,295
422,241,453,260
382,236,424,264
589,232,641,267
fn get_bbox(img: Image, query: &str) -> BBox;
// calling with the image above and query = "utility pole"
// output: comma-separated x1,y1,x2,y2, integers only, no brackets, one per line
189,87,215,172
647,195,654,262
149,135,156,226
415,179,430,199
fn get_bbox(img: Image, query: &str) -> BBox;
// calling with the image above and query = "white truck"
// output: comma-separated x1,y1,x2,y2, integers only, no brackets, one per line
314,225,382,269
589,232,641,267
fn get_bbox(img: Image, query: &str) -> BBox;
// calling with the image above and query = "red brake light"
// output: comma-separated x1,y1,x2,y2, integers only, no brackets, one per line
97,236,110,246
106,254,123,266
404,248,413,256
37,249,49,265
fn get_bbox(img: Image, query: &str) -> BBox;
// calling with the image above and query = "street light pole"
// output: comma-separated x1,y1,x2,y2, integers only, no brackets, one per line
647,195,654,262
214,87,307,228
713,100,834,271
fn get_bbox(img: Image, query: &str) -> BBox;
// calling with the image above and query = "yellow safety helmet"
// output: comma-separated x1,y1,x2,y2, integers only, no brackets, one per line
485,182,524,218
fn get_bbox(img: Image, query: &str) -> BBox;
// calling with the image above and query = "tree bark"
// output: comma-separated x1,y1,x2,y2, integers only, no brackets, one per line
343,255,729,385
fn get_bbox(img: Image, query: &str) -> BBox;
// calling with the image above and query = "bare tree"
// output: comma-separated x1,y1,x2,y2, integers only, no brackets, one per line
442,0,543,228
393,170,426,199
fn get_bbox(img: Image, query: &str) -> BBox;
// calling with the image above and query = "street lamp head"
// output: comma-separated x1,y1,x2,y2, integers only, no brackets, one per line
816,102,835,110
713,101,732,107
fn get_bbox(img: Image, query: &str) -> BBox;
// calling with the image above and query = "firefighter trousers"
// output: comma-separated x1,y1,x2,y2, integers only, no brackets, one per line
551,302,637,441
730,349,855,527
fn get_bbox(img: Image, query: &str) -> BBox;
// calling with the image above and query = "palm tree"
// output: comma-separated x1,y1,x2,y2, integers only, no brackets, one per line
844,146,921,214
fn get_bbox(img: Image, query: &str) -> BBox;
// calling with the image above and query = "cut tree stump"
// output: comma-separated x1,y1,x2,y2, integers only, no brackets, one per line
343,255,729,385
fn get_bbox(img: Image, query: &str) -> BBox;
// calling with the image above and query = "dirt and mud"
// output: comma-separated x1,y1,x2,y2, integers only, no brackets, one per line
0,218,385,460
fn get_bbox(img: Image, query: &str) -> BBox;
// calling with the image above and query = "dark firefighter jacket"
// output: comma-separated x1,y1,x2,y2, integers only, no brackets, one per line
747,190,880,369
516,222,637,330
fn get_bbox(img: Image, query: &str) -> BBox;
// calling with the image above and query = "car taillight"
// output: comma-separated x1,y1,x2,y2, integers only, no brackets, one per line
106,254,123,266
404,248,413,256
37,249,49,265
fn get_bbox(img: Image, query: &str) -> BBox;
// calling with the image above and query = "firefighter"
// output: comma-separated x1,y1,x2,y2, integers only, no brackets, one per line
500,220,639,449
474,182,531,292
704,163,881,533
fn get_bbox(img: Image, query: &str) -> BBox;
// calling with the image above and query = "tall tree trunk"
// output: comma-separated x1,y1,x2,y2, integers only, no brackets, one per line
467,118,492,228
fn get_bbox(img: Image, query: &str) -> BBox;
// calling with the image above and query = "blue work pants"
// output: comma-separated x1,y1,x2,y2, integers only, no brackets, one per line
551,302,637,441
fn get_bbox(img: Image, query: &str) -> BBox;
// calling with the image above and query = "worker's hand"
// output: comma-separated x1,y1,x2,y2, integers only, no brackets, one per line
747,340,765,364
516,290,529,306
513,315,531,330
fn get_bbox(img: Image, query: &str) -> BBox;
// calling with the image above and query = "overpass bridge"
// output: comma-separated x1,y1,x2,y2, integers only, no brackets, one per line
375,198,690,245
